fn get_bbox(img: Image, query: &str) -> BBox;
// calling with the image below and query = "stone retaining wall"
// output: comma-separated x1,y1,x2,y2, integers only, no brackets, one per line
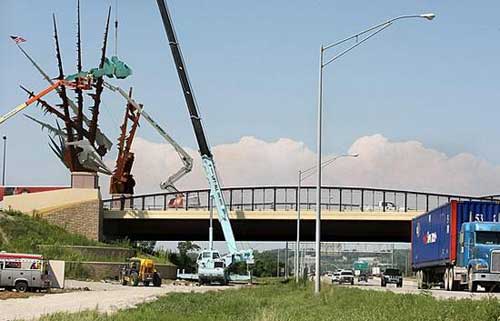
66,261,177,280
39,245,136,261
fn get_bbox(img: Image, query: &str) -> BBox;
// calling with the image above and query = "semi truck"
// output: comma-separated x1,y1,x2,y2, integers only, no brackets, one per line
412,200,500,292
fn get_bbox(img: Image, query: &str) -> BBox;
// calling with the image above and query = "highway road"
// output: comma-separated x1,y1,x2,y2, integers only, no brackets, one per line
334,277,500,300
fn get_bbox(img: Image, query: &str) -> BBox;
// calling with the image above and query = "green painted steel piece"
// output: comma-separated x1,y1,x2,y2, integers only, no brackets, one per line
65,56,132,81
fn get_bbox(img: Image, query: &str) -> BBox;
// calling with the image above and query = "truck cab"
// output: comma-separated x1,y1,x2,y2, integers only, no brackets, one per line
458,222,500,291
196,250,228,285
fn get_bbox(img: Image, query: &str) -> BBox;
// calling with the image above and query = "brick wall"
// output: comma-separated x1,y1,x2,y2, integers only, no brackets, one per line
43,198,102,241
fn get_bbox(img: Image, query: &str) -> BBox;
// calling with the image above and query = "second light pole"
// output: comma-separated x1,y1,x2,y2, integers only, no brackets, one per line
295,153,358,283
313,13,435,294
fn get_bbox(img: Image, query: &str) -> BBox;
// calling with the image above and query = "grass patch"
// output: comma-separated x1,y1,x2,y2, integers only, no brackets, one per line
0,210,100,255
0,211,170,264
37,281,500,321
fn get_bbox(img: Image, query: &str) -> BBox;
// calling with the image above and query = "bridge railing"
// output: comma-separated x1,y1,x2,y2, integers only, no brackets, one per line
101,186,492,213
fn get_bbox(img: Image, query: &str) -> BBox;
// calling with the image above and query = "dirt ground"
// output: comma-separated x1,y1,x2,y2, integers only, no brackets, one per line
0,279,240,321
0,290,34,300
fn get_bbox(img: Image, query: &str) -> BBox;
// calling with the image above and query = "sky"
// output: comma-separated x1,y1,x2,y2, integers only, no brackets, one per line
0,1,499,198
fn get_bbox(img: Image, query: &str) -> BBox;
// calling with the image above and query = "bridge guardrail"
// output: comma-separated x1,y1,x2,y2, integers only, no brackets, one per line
102,186,493,214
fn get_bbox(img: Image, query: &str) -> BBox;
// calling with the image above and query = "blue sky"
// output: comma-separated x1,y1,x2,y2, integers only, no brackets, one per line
0,1,499,187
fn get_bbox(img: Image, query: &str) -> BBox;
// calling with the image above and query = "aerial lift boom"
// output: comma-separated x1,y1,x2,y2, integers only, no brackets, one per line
0,78,92,125
156,0,253,283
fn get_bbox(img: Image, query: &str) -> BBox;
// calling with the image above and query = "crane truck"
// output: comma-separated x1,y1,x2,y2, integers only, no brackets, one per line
156,0,254,285
412,200,500,292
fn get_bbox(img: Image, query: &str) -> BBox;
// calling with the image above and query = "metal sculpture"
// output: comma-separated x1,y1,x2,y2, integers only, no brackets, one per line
3,2,132,175
110,88,141,195
3,1,192,195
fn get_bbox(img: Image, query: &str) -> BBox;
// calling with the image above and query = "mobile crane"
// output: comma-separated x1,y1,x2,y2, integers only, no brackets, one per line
156,0,254,284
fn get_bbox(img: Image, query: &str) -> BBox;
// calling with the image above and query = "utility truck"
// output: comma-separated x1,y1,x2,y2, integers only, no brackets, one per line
0,253,50,292
156,0,254,285
412,200,500,292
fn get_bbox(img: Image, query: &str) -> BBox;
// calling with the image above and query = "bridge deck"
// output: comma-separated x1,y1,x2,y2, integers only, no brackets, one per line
102,186,492,242
104,210,422,221
103,210,423,243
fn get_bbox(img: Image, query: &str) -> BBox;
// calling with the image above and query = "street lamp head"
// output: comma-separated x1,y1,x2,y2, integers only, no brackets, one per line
2,136,6,140
420,13,436,21
351,153,359,158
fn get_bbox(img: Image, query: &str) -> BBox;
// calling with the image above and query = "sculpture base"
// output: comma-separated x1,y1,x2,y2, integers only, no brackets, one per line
71,172,99,189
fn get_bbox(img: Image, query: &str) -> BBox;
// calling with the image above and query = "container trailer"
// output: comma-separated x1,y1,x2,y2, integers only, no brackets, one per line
411,200,500,292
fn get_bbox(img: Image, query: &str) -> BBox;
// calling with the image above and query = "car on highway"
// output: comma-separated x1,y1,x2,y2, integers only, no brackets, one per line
381,268,403,287
331,271,341,283
338,270,354,285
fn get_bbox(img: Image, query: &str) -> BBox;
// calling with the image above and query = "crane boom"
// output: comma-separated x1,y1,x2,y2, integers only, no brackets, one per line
156,0,249,258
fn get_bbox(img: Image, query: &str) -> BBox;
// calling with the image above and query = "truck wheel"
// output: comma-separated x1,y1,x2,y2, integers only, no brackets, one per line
144,281,150,287
132,272,140,286
448,267,457,291
416,271,422,289
421,270,431,289
443,268,449,291
153,272,162,287
467,269,477,293
15,281,28,293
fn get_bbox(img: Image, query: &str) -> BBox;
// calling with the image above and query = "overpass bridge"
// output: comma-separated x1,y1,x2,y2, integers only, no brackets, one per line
102,186,493,242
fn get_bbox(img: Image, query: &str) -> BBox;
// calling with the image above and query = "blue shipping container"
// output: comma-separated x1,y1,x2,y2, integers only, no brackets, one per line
412,201,500,269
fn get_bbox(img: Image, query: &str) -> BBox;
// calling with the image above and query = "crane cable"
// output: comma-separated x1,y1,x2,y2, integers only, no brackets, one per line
114,0,119,57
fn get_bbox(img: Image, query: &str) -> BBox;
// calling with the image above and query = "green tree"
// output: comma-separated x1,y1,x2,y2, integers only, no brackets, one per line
169,241,200,272
134,241,157,255
252,250,286,277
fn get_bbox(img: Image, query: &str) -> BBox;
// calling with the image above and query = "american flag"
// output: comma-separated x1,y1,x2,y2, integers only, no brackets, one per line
9,35,26,44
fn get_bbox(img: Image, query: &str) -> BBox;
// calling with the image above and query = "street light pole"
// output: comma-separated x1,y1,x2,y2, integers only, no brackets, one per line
295,170,302,283
2,136,6,186
314,46,324,294
296,153,358,284
313,12,435,295
277,248,280,278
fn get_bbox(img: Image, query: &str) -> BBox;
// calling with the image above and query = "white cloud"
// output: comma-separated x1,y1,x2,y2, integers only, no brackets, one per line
115,134,500,197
